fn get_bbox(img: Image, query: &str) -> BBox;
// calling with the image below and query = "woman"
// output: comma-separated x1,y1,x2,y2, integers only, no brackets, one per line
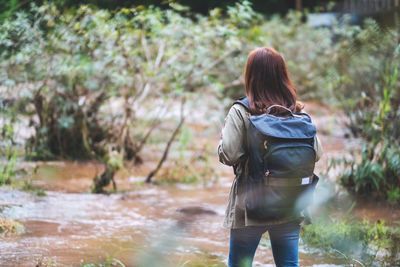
218,47,323,267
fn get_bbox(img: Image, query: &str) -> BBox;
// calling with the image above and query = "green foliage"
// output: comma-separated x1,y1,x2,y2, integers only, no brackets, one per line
0,149,17,186
0,102,18,185
330,64,400,203
157,158,217,185
178,126,193,159
326,19,400,203
302,217,400,266
0,0,307,18
0,0,19,22
2,2,395,161
80,256,126,267
0,2,258,161
158,142,218,185
21,179,47,196
178,256,227,267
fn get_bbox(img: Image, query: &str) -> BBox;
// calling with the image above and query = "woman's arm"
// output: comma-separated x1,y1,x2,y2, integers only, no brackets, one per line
314,135,323,162
217,105,247,166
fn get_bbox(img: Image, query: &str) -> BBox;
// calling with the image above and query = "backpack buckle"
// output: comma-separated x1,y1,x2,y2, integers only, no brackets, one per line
264,140,268,150
263,170,270,185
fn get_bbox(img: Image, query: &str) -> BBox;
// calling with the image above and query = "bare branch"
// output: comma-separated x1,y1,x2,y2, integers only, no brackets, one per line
141,31,151,62
154,40,166,70
193,49,237,78
145,97,186,183
222,76,243,88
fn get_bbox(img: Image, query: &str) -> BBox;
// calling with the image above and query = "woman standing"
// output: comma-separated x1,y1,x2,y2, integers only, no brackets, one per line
218,47,323,267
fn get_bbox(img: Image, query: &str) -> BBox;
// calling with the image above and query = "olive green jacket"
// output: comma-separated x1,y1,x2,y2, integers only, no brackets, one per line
218,103,323,229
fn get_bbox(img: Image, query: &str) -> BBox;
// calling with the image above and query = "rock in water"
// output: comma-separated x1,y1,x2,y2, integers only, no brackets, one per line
176,206,217,216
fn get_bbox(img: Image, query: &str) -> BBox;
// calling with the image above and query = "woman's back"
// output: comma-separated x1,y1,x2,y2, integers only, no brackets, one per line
218,46,323,267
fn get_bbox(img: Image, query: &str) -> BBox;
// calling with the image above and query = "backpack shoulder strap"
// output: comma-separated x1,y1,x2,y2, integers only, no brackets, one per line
233,97,250,111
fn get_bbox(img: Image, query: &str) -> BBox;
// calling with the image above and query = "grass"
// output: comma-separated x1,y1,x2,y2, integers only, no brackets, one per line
34,252,227,267
155,157,218,186
301,216,400,266
0,217,24,236
21,179,47,196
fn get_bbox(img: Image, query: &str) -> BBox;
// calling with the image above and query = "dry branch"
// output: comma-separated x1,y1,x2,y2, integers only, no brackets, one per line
145,98,186,183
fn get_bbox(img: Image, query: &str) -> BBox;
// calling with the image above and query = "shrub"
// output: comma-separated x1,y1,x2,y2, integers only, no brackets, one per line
330,64,400,203
302,217,400,266
325,18,400,203
0,101,18,185
1,3,244,159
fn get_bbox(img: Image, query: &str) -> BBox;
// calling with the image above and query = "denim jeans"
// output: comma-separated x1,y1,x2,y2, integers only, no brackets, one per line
228,221,300,267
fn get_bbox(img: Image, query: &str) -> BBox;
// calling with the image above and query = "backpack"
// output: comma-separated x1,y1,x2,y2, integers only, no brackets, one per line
235,97,319,220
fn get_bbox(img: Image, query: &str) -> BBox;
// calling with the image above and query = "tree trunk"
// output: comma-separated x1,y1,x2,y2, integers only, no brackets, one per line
296,0,302,11
91,164,117,193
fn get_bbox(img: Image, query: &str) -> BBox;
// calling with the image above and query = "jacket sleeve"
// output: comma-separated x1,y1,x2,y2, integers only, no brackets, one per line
217,105,247,166
314,135,323,162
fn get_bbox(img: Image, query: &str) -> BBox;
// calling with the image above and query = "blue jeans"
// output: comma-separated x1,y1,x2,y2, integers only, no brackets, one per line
228,221,300,267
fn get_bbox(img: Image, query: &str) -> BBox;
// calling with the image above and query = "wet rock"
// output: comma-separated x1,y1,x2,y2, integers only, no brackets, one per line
176,206,217,216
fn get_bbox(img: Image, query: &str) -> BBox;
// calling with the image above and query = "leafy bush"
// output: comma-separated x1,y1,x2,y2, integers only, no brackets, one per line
157,128,219,185
0,100,18,185
302,217,400,266
0,2,259,161
331,63,400,203
0,150,16,185
323,17,400,203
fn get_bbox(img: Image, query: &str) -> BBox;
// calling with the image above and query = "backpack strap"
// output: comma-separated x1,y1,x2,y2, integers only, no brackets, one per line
231,97,250,158
266,105,294,116
233,97,250,111
263,174,318,187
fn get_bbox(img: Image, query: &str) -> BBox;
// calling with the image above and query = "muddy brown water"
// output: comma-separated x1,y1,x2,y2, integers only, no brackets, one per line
1,102,399,266
3,160,397,267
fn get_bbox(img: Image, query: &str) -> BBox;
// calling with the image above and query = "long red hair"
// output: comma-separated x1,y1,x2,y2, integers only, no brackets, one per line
244,46,303,115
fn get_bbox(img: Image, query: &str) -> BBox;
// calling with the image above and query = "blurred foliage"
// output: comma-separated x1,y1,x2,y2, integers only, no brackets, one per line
155,126,218,185
0,2,258,161
158,148,219,185
21,179,47,196
328,21,400,203
302,216,400,266
0,96,18,185
0,150,17,186
0,0,330,21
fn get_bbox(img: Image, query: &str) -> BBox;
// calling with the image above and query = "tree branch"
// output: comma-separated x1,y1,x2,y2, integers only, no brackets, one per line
145,98,186,183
